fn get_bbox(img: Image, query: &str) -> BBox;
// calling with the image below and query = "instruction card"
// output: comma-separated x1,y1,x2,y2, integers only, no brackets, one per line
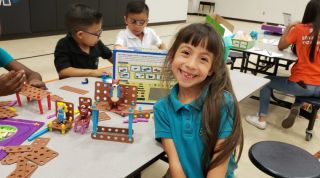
113,49,169,104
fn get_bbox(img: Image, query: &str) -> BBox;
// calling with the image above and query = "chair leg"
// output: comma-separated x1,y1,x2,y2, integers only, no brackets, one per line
307,106,318,131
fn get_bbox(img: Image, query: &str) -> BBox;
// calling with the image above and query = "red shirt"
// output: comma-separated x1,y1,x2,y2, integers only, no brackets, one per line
286,24,320,85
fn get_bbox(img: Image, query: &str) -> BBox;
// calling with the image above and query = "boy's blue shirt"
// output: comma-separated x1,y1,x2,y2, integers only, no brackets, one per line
0,48,14,67
154,84,236,178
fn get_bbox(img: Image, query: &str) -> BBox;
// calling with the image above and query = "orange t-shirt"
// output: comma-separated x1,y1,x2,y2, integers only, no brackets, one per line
286,24,320,85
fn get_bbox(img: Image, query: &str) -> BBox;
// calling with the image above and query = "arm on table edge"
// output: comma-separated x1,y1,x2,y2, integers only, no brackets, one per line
58,67,111,78
278,22,299,50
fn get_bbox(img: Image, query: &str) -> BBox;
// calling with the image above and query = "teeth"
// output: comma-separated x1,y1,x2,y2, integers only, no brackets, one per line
181,70,195,79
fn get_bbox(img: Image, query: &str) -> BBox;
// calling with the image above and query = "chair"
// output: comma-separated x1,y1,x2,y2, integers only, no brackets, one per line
295,96,320,141
249,141,320,178
228,51,244,70
198,1,215,14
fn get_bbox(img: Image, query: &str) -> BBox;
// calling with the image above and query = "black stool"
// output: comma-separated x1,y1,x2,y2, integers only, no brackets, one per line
198,1,215,14
296,96,320,141
249,141,320,178
229,51,244,70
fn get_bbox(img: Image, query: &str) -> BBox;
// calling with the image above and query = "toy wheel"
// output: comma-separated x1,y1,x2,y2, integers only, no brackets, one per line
305,133,312,141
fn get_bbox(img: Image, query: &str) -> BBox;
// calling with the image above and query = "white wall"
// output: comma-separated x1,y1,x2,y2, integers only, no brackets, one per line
188,0,309,24
146,0,188,23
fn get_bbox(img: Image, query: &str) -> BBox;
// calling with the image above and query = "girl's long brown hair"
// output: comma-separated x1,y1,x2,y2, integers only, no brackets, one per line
162,23,243,176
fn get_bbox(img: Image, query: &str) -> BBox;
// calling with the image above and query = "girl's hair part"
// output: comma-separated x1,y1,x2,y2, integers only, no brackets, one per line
162,23,243,176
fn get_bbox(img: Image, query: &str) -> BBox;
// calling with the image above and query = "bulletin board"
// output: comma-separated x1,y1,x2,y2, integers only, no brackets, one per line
113,49,169,104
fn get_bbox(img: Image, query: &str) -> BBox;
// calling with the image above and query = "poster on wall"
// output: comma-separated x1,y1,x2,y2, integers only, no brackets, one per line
113,49,170,104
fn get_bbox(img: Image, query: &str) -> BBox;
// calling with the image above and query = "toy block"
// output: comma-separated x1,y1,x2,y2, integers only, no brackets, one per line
60,85,89,95
94,81,137,113
91,126,134,143
25,146,58,166
16,84,51,114
0,107,17,119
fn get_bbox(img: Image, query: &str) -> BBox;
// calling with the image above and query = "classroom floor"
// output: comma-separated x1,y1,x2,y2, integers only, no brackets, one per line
0,15,319,178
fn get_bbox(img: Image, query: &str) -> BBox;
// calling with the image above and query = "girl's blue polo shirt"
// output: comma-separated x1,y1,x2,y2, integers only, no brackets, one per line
154,84,236,178
0,48,13,67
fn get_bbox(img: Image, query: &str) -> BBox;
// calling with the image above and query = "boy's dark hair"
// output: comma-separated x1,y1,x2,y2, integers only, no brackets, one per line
65,3,102,33
125,1,149,16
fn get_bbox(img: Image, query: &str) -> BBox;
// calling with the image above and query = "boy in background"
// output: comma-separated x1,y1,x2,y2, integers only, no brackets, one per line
54,3,112,79
114,1,166,50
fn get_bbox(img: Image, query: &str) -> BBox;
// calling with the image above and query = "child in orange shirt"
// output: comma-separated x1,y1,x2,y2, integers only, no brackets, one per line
246,0,320,130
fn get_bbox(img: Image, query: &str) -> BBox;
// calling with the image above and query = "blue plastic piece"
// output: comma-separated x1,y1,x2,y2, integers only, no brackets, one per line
91,104,99,136
250,31,258,40
128,108,133,141
81,78,89,84
27,127,49,142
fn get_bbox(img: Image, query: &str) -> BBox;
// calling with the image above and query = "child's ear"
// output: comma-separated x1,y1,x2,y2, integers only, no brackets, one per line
75,31,83,39
208,68,214,76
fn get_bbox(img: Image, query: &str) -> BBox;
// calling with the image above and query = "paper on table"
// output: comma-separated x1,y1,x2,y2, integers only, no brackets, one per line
247,47,283,57
262,38,279,46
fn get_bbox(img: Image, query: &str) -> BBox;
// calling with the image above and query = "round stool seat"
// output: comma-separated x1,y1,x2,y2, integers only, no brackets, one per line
249,141,320,178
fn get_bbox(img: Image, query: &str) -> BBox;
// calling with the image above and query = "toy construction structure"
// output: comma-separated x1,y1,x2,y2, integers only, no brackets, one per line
74,97,92,134
91,79,138,143
123,107,151,123
16,84,51,114
94,80,138,114
91,105,134,143
47,101,74,134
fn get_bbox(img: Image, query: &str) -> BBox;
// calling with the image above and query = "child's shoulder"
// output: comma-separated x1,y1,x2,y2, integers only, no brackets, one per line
154,95,170,110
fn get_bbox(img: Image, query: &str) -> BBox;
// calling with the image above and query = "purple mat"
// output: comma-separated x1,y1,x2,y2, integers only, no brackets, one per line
0,118,44,160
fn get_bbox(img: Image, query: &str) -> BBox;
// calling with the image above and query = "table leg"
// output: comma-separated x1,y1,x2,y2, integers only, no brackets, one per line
273,58,280,76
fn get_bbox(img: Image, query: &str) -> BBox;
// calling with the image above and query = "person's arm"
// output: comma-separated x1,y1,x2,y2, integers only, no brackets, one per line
162,138,186,178
0,70,26,96
5,60,45,88
206,139,231,178
97,41,113,63
58,67,111,78
278,22,300,50
114,31,127,50
113,44,127,50
159,42,166,50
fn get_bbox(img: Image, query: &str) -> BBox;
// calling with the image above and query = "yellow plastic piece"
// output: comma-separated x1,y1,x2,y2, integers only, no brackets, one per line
74,109,79,115
61,124,65,134
8,107,16,112
48,122,53,132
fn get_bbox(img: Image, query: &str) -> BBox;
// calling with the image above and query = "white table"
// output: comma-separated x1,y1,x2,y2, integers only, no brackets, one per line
231,35,297,76
0,73,269,178
230,70,270,101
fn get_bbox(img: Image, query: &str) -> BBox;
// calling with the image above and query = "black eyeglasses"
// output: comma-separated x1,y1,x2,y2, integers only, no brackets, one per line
127,18,148,26
82,29,103,38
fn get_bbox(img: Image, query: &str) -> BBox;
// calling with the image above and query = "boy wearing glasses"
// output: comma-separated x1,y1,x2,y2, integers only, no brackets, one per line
114,1,166,50
54,3,112,79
